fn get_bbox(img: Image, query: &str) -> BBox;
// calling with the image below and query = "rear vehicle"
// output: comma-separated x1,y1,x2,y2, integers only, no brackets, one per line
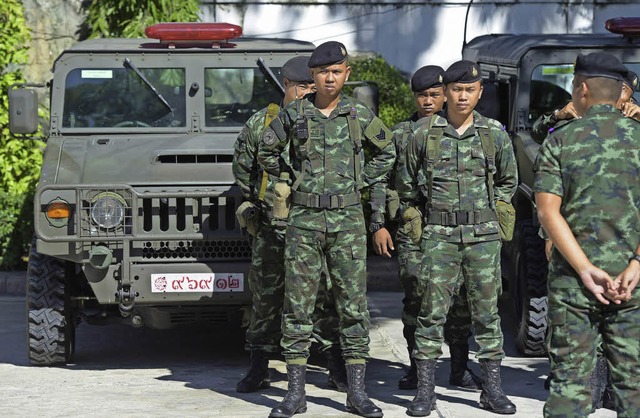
9,23,315,365
463,17,640,355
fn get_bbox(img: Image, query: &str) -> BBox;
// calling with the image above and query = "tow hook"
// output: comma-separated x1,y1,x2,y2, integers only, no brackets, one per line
118,286,136,317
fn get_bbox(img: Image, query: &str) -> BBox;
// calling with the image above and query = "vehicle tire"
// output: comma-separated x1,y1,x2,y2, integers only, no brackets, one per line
26,238,76,365
513,220,548,356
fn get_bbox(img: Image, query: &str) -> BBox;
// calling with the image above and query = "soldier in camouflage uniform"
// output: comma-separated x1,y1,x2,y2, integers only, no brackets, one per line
396,60,518,416
389,65,481,391
232,56,346,394
259,41,395,418
534,51,640,418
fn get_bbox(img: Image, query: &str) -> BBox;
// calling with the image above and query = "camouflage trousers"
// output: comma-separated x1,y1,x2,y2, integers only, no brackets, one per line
281,223,370,361
414,239,504,360
544,282,640,418
245,219,339,353
396,227,473,346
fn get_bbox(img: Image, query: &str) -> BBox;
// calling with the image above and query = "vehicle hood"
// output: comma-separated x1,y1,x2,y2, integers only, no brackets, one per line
41,133,239,186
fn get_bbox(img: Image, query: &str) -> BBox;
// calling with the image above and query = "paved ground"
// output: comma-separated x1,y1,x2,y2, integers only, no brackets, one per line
0,280,616,417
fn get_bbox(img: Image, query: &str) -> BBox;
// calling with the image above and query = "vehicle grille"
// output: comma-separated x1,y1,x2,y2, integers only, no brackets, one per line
139,239,251,260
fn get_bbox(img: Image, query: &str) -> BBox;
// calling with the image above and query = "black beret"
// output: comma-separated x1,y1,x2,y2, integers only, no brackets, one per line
411,65,445,92
573,52,627,81
623,70,639,91
282,56,313,83
443,60,481,84
308,41,348,68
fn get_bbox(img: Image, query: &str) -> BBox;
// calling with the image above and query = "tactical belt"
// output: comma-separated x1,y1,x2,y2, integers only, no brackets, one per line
292,191,361,209
426,209,497,226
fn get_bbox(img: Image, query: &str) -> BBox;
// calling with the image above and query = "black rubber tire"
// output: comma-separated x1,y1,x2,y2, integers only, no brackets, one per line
514,220,549,356
26,238,75,365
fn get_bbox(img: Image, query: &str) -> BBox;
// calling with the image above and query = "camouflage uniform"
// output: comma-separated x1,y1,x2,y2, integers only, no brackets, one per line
258,93,395,361
232,107,339,355
534,103,640,418
390,113,473,347
396,111,518,361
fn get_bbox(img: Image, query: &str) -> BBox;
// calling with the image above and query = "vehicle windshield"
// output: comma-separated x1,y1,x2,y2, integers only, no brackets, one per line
63,67,186,128
530,63,640,122
204,67,283,127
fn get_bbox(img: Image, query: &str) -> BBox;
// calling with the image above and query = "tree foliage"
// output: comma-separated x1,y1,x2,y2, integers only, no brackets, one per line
348,54,414,128
0,0,43,268
82,0,202,39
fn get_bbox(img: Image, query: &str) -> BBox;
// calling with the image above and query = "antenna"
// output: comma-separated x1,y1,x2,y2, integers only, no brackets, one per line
462,0,475,54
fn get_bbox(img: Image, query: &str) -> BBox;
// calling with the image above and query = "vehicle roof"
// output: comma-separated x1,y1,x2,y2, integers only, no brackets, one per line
62,37,316,55
464,33,640,66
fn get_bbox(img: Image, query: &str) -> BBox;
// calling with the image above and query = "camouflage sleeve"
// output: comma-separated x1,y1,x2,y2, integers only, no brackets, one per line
361,109,396,223
533,132,564,197
396,126,425,210
493,128,518,203
531,114,555,144
232,114,261,201
256,110,291,178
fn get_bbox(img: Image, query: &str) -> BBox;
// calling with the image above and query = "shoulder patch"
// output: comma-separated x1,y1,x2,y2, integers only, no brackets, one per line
364,117,392,149
262,129,277,146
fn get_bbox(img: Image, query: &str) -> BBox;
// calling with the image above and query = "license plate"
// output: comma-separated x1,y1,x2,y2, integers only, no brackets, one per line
150,273,244,293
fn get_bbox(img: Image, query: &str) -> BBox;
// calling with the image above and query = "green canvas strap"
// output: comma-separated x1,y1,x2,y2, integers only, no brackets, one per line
258,103,280,201
478,126,496,208
346,98,363,191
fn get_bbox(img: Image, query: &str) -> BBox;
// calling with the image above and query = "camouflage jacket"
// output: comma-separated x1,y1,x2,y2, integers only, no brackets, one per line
534,103,640,287
232,106,280,208
257,93,396,232
396,110,518,243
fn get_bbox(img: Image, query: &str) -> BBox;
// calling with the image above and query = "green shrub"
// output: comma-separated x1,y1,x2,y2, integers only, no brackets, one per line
348,54,415,128
0,0,43,269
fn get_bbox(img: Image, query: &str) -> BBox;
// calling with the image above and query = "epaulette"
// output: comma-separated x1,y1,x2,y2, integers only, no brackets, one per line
431,114,448,127
548,118,575,134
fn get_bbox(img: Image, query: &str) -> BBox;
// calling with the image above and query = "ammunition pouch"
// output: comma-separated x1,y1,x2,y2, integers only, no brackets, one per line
496,200,516,241
273,181,292,220
401,206,423,245
386,189,400,221
236,201,259,237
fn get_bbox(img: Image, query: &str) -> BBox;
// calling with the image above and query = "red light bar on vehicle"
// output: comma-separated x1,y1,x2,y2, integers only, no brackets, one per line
605,17,640,36
145,22,243,42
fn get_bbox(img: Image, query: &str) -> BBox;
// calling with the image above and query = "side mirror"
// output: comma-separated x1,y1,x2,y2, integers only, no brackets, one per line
9,88,39,135
353,84,379,116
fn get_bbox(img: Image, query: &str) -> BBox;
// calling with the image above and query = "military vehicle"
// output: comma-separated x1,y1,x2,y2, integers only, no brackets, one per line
463,17,640,355
9,23,316,365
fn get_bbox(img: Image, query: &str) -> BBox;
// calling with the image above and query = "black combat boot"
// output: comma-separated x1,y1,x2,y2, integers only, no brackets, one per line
478,359,516,414
399,325,418,390
449,343,483,390
269,364,307,418
326,346,348,392
590,355,608,411
236,349,270,393
345,363,383,418
407,359,437,417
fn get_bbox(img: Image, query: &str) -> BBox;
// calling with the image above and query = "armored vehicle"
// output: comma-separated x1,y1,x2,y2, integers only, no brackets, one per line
463,17,640,355
9,23,315,365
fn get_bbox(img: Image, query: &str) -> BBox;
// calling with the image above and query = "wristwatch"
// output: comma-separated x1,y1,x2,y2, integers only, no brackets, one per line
369,223,384,234
630,253,640,265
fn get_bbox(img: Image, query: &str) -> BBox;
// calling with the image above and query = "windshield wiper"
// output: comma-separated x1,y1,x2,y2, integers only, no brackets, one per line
257,57,285,98
123,58,173,117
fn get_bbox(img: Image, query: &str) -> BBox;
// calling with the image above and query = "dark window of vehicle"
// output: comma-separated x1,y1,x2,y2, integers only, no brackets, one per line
529,64,573,123
63,68,186,128
204,67,283,127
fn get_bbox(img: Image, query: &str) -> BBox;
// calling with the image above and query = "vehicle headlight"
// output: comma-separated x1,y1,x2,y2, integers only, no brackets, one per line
90,192,126,229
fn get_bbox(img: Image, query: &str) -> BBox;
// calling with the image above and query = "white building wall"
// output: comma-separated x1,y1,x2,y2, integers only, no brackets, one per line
199,0,640,75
